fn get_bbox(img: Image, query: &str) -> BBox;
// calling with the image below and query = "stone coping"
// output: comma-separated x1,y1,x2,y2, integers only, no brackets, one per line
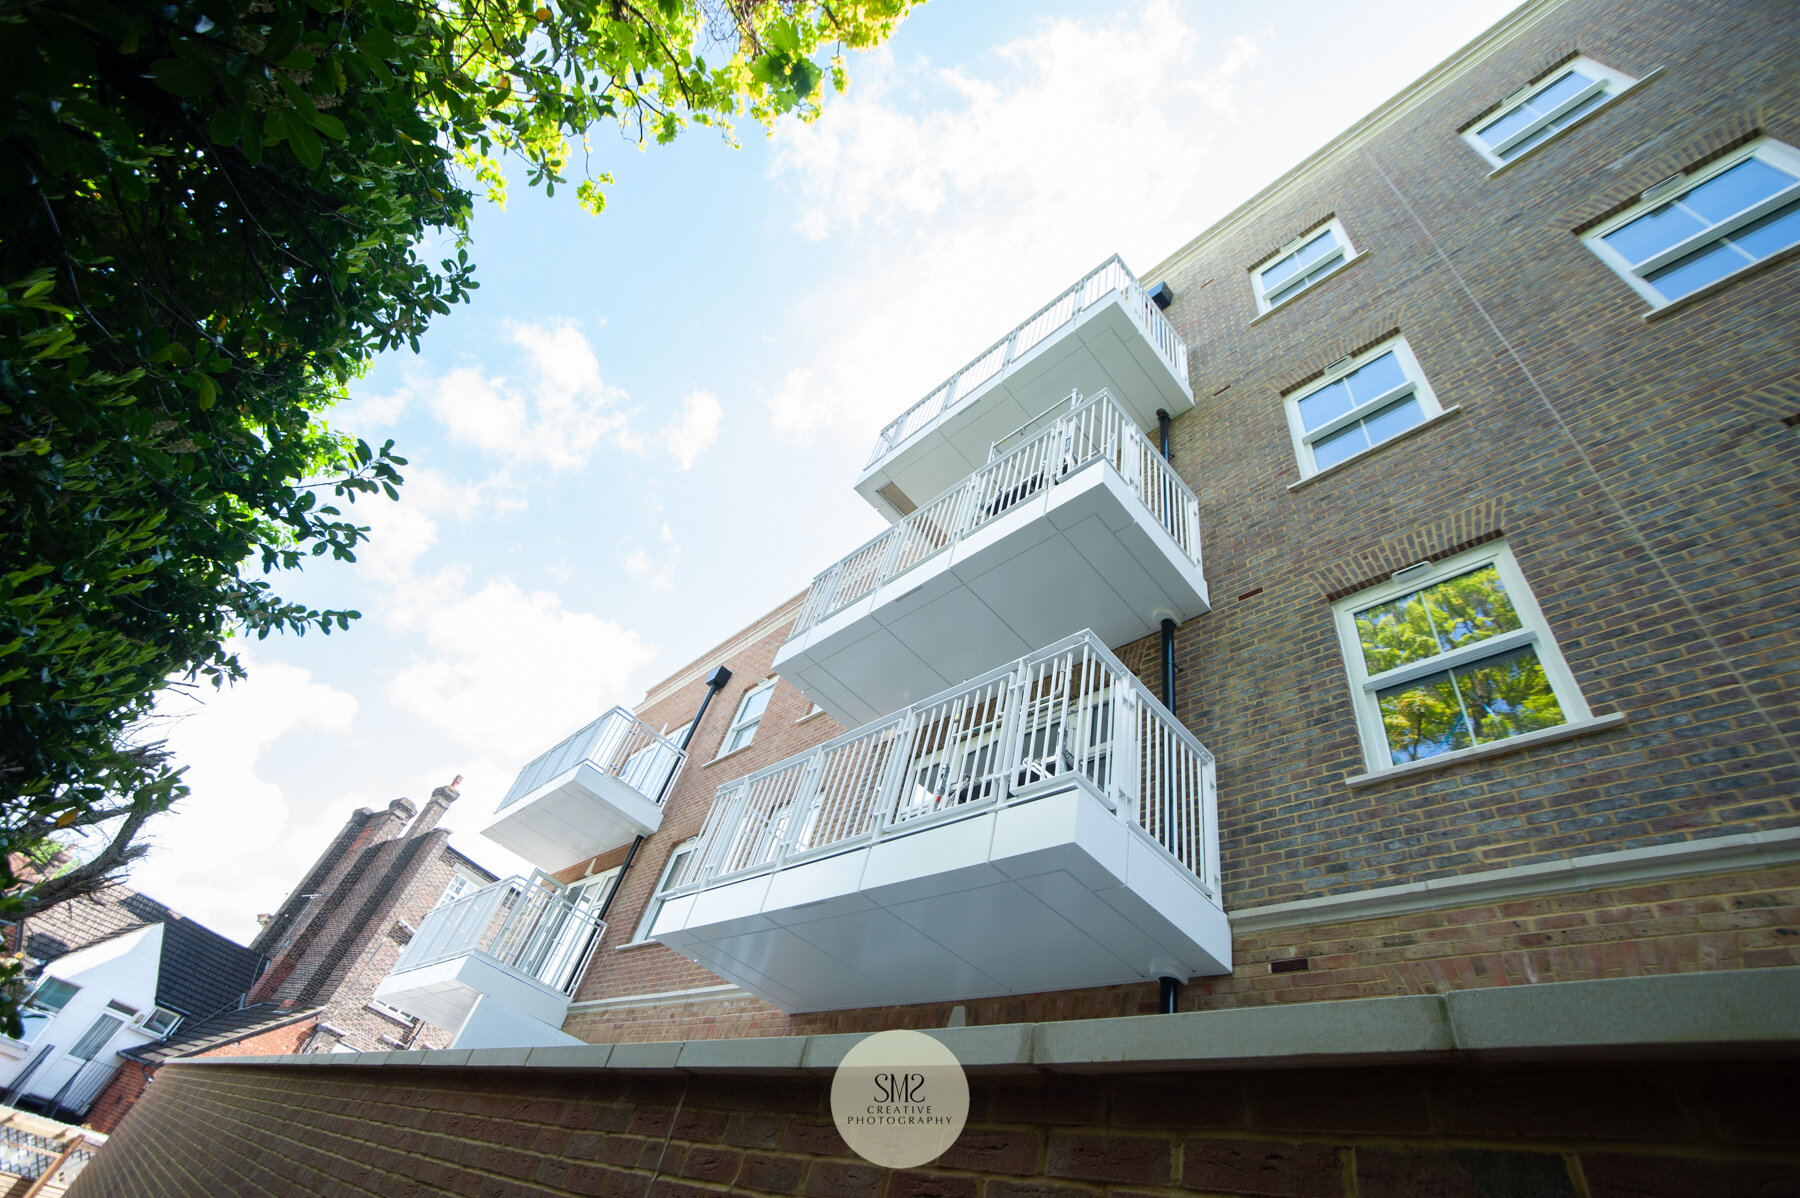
177,967,1798,1077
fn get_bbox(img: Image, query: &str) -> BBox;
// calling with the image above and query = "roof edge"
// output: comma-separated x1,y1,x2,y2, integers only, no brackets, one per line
1145,0,1564,285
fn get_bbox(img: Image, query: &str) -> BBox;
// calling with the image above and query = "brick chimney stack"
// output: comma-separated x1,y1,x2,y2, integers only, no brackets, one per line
406,776,461,837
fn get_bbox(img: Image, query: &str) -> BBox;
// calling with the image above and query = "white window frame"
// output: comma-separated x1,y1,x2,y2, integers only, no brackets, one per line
1251,218,1357,313
434,869,481,908
367,997,418,1025
136,1007,182,1038
1461,56,1636,169
718,680,775,757
631,840,697,943
1331,543,1592,775
1282,336,1444,479
1582,138,1800,308
10,976,80,1044
67,1012,124,1061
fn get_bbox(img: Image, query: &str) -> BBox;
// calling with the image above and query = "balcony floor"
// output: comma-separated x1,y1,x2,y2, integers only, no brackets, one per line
372,951,572,1033
483,764,665,873
651,781,1231,1014
857,289,1193,520
777,459,1208,728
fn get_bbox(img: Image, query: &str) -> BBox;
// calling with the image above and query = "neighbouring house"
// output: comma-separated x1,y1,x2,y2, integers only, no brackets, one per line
80,1003,320,1136
242,781,500,1054
76,0,1800,1194
0,886,260,1127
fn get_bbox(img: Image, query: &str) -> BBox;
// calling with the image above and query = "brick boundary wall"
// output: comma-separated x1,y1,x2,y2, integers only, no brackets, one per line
69,1056,1800,1197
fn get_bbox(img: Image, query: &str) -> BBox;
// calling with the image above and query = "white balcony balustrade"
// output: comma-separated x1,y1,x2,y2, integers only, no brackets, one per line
372,876,603,1045
651,631,1229,1013
857,255,1193,520
483,707,686,873
777,389,1209,727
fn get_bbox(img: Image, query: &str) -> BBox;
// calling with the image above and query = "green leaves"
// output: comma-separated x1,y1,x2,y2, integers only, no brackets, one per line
149,54,215,96
0,0,918,960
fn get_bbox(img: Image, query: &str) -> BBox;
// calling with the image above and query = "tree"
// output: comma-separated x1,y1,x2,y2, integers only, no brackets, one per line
0,0,916,1032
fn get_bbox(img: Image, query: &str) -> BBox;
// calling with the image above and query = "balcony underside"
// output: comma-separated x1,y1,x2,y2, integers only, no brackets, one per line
856,292,1195,521
777,461,1209,728
483,763,664,873
651,782,1232,1013
372,951,572,1033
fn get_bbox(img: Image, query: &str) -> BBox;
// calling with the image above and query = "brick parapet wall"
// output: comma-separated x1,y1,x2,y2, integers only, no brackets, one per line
68,1056,1800,1197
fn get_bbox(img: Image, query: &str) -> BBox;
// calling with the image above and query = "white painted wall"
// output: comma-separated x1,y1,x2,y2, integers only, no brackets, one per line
0,924,167,1104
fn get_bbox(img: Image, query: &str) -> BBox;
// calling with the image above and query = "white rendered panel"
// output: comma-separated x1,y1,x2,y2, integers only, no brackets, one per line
653,786,1230,1012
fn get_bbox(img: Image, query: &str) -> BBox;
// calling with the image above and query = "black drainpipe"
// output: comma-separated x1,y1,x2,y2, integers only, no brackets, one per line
1156,410,1183,1015
597,665,733,921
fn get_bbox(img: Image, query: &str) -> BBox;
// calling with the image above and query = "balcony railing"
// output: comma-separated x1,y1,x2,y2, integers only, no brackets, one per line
865,255,1188,469
392,876,606,998
498,707,684,813
797,389,1201,637
669,629,1218,901
51,1058,119,1118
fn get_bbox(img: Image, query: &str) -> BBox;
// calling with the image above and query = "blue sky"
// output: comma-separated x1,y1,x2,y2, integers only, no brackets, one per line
129,0,1521,941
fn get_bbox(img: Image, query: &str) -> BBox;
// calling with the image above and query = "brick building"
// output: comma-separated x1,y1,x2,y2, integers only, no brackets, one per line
246,782,498,1054
75,0,1800,1193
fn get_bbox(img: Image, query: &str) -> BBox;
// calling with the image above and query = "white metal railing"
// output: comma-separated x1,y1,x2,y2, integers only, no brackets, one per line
865,255,1189,469
390,875,607,997
497,707,685,813
796,389,1202,636
53,1058,119,1117
668,630,1219,901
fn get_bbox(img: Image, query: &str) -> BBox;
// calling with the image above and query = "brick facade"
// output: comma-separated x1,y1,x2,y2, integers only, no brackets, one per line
69,1055,1800,1197
249,787,497,1052
68,0,1800,1189
551,0,1800,1044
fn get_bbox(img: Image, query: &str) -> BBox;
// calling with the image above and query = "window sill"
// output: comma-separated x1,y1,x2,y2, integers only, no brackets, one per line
1287,405,1463,492
704,743,755,769
615,938,667,953
796,709,829,725
1343,711,1628,789
1483,67,1664,177
1248,252,1371,326
1641,241,1800,322
364,1004,415,1029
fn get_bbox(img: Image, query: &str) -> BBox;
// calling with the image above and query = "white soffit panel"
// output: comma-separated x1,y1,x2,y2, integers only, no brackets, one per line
653,785,1230,1012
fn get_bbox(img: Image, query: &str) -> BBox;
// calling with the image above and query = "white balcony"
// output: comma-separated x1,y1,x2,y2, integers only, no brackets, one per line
777,390,1209,727
857,255,1193,521
372,876,601,1045
652,632,1229,1013
483,707,685,873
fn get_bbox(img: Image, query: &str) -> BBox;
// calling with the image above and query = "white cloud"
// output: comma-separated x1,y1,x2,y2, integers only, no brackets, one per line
129,657,361,941
427,320,635,469
759,4,1266,451
620,523,681,591
660,390,723,469
385,579,658,756
347,386,412,430
764,366,828,446
354,464,520,598
776,4,1255,243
